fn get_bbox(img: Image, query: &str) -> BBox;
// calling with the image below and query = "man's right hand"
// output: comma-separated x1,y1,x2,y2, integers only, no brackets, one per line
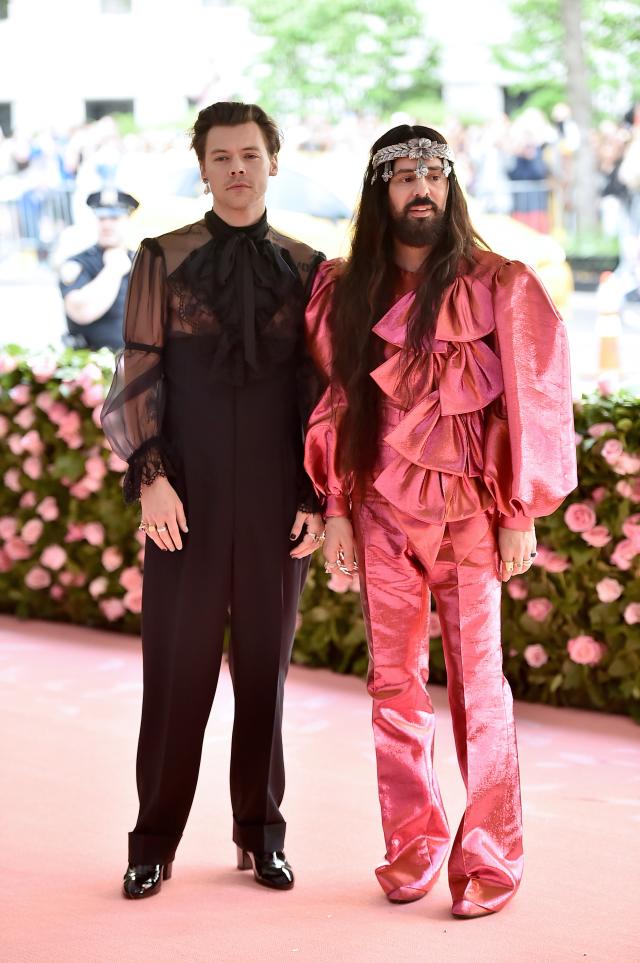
102,247,132,278
323,515,357,574
140,475,188,552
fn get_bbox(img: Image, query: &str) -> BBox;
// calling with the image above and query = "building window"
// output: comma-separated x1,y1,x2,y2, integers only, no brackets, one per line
85,99,134,122
0,1,10,20
0,103,11,136
101,0,131,12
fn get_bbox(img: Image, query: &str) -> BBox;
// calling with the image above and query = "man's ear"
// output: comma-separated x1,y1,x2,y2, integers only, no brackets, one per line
269,156,278,177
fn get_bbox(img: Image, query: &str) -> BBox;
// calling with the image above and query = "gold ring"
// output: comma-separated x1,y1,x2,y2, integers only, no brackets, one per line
147,524,157,533
503,560,514,571
138,522,148,532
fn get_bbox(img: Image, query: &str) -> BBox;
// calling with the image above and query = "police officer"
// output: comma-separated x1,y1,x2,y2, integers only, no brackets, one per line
59,189,139,351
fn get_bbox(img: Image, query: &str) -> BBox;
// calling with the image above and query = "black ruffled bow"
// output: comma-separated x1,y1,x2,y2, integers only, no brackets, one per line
168,209,302,384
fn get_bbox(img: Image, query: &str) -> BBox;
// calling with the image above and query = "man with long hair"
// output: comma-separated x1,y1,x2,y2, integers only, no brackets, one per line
304,125,577,918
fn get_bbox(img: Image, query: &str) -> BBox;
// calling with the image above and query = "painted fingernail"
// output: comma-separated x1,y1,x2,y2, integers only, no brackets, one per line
289,533,297,540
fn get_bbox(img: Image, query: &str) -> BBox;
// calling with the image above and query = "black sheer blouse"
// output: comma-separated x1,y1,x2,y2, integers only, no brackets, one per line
101,211,325,506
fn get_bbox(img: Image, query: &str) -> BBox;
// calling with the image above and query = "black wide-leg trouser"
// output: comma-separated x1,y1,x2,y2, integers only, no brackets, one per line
128,358,309,866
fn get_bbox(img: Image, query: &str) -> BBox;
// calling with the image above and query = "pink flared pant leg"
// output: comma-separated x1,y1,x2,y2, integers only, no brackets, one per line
353,498,523,911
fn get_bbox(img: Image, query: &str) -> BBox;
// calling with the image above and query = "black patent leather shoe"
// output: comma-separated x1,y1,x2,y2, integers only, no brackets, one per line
123,861,173,899
236,846,294,890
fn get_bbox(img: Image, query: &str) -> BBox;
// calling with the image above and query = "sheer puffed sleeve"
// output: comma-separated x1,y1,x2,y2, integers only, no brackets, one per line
303,259,352,517
484,259,577,528
100,238,170,503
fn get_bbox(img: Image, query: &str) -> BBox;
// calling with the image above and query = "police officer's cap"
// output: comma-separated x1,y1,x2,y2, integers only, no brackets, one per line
87,189,139,218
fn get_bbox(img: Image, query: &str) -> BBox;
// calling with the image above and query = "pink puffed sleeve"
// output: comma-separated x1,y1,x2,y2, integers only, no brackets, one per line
303,259,351,517
485,259,577,527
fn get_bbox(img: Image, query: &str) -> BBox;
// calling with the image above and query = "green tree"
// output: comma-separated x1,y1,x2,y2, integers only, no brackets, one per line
496,0,640,234
241,0,440,120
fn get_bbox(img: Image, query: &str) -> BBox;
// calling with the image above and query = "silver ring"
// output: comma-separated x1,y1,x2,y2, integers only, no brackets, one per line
156,526,167,533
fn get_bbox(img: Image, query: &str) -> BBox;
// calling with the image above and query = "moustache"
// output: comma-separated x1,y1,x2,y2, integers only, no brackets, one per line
405,197,437,212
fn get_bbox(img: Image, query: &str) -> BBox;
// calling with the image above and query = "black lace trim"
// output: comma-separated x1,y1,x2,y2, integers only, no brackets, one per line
122,436,175,504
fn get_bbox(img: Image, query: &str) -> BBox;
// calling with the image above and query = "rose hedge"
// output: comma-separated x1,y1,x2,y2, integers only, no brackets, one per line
1,346,639,722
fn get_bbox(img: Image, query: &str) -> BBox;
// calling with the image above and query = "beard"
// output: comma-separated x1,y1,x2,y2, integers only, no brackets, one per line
390,197,445,247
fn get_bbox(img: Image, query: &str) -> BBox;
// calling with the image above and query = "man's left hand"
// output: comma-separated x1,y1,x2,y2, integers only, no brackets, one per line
498,526,537,582
289,511,325,559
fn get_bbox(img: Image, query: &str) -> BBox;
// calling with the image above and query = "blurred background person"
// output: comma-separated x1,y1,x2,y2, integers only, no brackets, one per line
58,188,138,351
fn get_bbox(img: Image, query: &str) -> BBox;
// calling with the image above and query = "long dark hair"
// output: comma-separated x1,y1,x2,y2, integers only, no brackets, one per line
330,124,487,488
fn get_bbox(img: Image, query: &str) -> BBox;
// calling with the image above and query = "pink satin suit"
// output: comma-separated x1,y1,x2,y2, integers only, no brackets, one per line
304,251,577,912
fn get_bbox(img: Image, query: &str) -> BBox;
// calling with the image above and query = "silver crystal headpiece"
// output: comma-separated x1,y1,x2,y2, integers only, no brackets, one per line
370,137,456,184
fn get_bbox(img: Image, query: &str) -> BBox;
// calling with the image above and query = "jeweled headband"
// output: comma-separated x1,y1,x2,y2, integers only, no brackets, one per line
370,137,456,184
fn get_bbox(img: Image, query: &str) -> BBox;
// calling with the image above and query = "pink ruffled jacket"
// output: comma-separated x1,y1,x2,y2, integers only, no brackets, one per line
304,250,577,530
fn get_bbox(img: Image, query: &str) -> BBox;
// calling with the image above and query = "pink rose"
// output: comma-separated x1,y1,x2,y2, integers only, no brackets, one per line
532,545,553,569
20,492,37,509
30,355,58,382
428,610,441,638
597,375,615,396
601,439,624,465
58,572,74,586
0,517,18,540
9,384,31,405
84,522,105,546
40,545,67,570
574,432,583,446
0,414,9,437
0,548,11,572
564,502,597,533
119,566,142,593
588,422,615,438
102,546,123,572
618,478,640,503
85,455,107,481
24,566,51,590
75,362,103,389
546,552,571,573
14,406,35,430
56,411,83,447
23,456,42,480
21,429,44,456
591,486,608,504
124,588,143,613
64,522,85,543
622,514,640,548
82,383,105,408
0,353,18,374
524,643,549,668
8,434,23,456
35,391,54,413
4,468,21,492
48,401,70,425
72,572,87,587
37,496,59,521
99,597,126,622
507,578,528,600
624,603,640,625
108,450,128,473
69,481,91,500
79,474,102,493
526,598,553,621
5,537,31,561
567,635,606,666
327,572,353,593
581,525,612,547
613,453,640,476
89,576,108,599
610,539,637,571
50,585,65,601
21,518,44,545
596,577,623,602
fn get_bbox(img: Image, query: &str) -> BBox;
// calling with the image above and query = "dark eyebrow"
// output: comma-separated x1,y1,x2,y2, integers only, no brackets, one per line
209,145,262,154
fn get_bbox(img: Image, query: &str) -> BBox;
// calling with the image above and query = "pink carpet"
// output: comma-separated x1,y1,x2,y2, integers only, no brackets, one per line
1,615,639,963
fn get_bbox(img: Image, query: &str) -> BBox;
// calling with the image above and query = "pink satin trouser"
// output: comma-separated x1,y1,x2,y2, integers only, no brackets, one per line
352,496,523,911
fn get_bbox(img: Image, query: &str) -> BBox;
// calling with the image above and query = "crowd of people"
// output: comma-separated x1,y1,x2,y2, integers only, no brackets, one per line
1,103,640,267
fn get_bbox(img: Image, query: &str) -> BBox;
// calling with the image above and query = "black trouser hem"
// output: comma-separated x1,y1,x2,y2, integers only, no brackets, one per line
128,831,181,866
232,819,286,854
